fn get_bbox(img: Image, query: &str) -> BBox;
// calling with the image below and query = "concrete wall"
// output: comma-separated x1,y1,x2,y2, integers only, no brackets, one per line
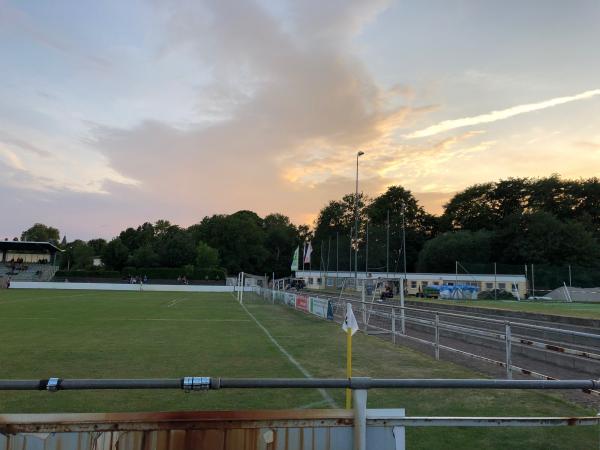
10,281,254,293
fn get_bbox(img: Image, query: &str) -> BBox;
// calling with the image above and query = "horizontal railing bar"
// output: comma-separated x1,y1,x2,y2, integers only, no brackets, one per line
368,417,600,427
1,377,600,391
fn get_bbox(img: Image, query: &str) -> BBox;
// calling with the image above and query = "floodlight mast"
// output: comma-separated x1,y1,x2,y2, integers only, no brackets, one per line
354,151,365,287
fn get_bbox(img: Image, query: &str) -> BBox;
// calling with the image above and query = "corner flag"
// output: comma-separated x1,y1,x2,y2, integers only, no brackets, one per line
342,303,359,335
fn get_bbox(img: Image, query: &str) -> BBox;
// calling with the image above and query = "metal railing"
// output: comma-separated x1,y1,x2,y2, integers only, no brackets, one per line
0,376,598,450
256,287,600,394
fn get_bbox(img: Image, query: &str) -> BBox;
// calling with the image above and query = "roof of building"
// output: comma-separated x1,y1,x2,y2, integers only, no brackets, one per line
0,241,63,253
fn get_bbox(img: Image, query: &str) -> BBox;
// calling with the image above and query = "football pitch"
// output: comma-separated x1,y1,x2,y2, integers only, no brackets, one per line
0,289,596,449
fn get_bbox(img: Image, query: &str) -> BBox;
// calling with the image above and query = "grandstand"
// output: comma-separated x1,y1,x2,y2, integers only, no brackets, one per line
0,241,61,282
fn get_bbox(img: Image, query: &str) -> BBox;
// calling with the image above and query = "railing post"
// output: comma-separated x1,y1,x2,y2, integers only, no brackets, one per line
435,313,440,360
505,322,512,379
362,302,367,332
391,308,396,344
352,388,368,450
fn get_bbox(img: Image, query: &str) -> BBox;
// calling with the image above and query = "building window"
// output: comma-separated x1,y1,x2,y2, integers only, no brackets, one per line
327,278,334,287
498,283,506,289
422,281,428,287
309,278,313,284
317,278,322,284
433,282,439,286
411,281,417,288
486,283,493,289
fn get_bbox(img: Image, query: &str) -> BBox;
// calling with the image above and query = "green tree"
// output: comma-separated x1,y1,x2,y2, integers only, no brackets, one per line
193,211,268,274
196,241,219,268
101,238,130,270
494,212,600,266
87,239,107,255
263,213,299,276
155,227,196,267
61,240,94,270
417,230,493,272
20,223,60,244
130,244,159,268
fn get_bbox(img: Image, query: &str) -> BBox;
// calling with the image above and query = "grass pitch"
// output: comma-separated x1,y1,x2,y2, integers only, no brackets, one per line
0,289,596,449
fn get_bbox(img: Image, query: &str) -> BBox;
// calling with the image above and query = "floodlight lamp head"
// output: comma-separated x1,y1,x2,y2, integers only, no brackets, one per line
357,151,365,157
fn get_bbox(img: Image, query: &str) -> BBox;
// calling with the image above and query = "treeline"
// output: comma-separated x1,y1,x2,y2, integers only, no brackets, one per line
20,212,308,278
16,175,600,280
310,175,600,275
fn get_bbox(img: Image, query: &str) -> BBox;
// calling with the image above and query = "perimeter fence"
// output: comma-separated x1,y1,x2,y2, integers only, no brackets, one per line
254,287,600,395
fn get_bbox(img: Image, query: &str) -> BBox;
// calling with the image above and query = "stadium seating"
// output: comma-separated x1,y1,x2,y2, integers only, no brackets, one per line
1,263,58,281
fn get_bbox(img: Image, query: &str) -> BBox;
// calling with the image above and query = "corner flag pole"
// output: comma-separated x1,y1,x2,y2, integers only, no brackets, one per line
342,303,358,409
346,327,352,409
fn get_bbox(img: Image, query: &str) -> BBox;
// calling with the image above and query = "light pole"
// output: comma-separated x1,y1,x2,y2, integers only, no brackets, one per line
354,150,364,288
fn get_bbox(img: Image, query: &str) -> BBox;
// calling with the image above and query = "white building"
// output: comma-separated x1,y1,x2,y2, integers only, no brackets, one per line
294,270,527,298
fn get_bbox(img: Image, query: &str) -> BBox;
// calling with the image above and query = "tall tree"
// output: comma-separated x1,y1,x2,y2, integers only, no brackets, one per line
417,230,493,273
101,238,130,271
20,223,60,244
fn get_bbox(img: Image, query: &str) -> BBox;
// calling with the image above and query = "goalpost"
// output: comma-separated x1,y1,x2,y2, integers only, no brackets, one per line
236,272,268,303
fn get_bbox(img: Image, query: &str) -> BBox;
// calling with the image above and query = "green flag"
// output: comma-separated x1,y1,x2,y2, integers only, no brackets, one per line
291,246,299,271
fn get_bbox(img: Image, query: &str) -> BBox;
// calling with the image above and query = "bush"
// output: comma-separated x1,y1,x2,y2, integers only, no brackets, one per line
120,267,226,280
55,270,121,278
477,289,515,300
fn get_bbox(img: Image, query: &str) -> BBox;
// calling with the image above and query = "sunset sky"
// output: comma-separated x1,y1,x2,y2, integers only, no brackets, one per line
1,0,600,240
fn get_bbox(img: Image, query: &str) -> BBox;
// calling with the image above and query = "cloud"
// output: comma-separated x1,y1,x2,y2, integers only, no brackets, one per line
0,132,52,157
406,89,600,139
88,0,424,228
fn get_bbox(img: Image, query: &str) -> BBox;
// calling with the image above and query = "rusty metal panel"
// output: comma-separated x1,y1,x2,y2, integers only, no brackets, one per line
0,410,357,450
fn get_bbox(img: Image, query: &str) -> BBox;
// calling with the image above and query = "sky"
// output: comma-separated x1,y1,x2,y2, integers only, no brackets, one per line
1,0,599,240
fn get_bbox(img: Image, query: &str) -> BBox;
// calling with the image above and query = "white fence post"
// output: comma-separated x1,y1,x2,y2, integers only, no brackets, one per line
505,322,512,379
435,313,440,360
352,389,368,450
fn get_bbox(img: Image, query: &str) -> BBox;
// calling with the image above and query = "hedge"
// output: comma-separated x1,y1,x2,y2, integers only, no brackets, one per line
121,267,226,281
55,270,121,278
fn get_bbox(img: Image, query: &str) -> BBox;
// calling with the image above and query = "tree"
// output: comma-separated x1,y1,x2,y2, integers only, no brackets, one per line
20,223,60,244
193,211,269,274
196,241,219,268
494,212,600,266
441,183,497,231
367,186,438,272
130,244,159,268
154,227,196,267
417,230,493,273
60,240,94,270
119,222,155,252
263,213,299,276
87,238,107,255
101,238,130,270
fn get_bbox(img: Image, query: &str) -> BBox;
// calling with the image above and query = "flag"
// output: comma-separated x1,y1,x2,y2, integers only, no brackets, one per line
291,246,299,271
342,303,359,335
303,242,313,264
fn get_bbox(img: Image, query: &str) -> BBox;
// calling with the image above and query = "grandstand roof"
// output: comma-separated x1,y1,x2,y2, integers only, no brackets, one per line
0,241,63,253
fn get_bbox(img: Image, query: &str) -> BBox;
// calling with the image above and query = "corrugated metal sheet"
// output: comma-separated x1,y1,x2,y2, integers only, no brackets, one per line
0,410,368,450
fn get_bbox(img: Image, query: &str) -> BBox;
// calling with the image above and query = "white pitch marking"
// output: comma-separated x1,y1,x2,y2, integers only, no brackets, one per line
166,297,187,307
239,299,338,408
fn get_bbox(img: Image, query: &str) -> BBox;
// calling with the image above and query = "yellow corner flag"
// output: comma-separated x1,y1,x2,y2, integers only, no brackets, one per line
342,303,359,408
